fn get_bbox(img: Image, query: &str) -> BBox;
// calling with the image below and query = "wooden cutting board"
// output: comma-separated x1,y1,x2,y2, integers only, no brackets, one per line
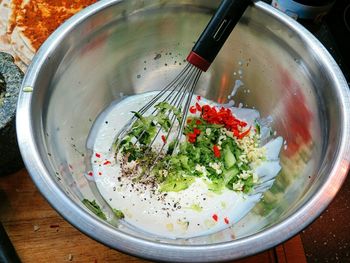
0,169,306,263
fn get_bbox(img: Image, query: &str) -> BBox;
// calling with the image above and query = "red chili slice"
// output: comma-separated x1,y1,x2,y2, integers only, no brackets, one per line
202,105,211,112
212,214,218,222
95,153,101,158
190,103,248,139
161,135,167,143
188,138,196,143
189,106,197,114
188,133,197,143
193,128,201,135
103,160,111,165
213,145,221,158
224,217,229,224
197,95,201,101
237,127,251,139
240,121,248,127
195,102,202,111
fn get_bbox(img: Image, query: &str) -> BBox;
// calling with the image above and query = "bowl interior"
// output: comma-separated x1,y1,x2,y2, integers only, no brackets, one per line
22,0,347,251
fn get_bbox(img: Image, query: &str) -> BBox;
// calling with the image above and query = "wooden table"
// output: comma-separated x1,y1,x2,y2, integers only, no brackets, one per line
0,169,307,263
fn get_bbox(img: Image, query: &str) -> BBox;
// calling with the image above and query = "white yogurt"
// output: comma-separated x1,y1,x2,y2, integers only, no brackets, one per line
87,92,283,238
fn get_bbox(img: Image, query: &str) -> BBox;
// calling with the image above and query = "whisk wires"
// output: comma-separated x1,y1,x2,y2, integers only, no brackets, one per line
115,64,202,164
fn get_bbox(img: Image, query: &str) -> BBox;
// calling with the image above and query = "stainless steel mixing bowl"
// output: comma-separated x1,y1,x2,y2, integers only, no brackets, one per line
16,0,350,261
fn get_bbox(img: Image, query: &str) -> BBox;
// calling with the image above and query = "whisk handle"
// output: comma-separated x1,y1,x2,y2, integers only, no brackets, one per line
187,0,251,72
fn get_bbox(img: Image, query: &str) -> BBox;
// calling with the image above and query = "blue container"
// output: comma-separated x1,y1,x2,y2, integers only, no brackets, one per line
271,0,335,21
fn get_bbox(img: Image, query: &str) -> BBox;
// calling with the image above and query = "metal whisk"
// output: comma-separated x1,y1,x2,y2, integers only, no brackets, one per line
116,0,251,159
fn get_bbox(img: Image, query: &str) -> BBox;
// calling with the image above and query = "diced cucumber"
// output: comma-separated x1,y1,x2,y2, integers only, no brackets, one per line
223,166,240,185
234,148,242,160
242,176,254,193
179,155,190,170
160,176,194,192
207,179,225,193
224,145,236,169
189,203,203,212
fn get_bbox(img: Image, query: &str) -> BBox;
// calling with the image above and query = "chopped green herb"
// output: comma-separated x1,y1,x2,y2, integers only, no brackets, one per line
112,209,125,219
82,199,107,220
255,122,261,134
189,203,203,212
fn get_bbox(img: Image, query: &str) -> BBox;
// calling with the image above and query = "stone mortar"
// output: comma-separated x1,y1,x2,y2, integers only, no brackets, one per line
0,52,24,175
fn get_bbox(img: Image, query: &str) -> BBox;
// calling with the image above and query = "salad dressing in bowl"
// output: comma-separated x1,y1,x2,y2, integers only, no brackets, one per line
88,92,283,238
16,0,350,261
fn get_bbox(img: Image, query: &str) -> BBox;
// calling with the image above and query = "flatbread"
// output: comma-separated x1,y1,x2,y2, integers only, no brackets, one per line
0,0,11,29
0,0,97,71
0,0,12,53
0,0,27,72
9,0,97,49
10,25,34,65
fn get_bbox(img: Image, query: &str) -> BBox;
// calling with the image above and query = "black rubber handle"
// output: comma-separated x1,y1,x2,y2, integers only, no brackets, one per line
0,223,21,263
191,0,251,67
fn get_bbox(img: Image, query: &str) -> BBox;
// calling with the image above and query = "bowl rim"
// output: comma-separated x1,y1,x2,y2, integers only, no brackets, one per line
16,0,350,262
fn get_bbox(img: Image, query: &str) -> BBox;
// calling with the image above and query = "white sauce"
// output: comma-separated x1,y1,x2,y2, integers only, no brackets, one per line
87,92,283,238
228,79,244,99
